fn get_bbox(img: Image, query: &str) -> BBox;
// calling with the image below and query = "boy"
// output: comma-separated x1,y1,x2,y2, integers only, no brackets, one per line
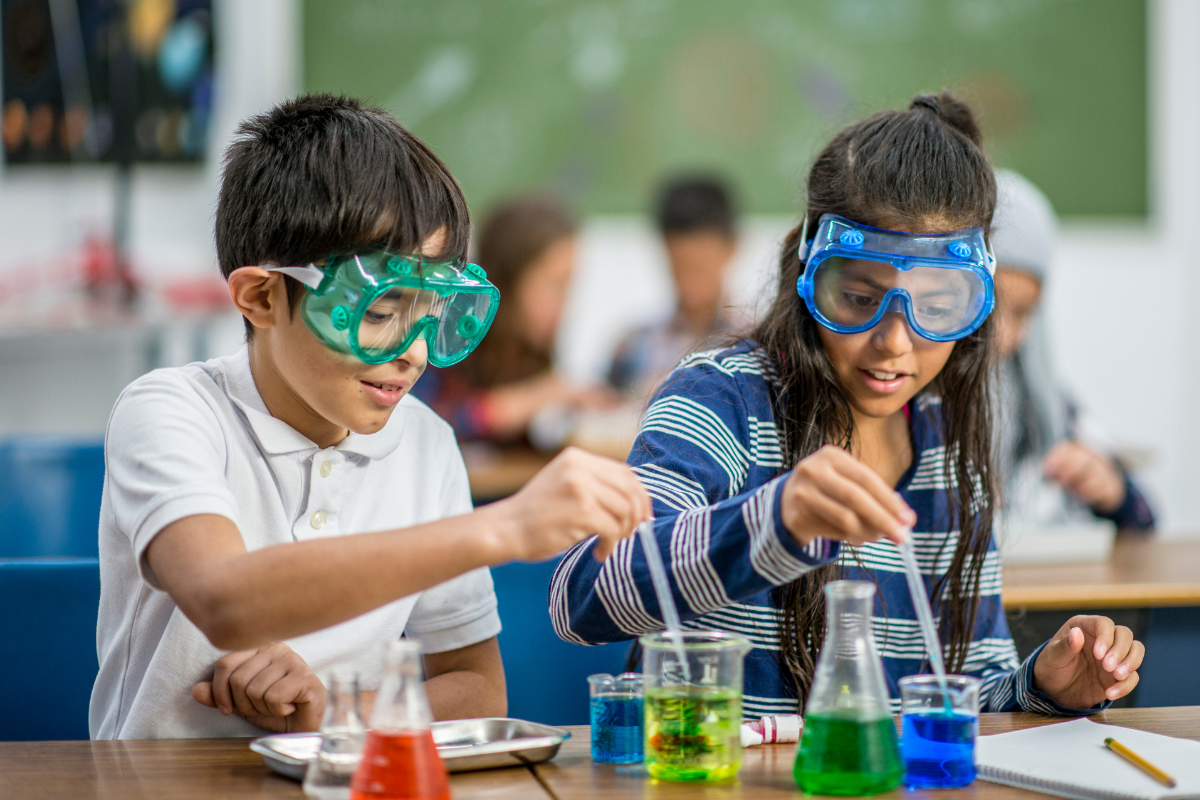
90,95,649,739
608,175,739,398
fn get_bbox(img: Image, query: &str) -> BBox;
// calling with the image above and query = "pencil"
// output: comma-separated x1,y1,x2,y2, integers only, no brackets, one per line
1104,737,1177,788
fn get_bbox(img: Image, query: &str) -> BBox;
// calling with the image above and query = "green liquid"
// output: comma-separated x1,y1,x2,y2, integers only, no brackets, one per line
795,712,903,796
644,686,741,781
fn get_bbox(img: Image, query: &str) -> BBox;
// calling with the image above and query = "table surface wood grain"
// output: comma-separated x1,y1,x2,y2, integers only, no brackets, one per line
1002,537,1200,610
3,707,1199,800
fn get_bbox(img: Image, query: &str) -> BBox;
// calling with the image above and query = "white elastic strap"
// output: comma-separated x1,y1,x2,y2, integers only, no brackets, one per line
797,215,811,262
259,263,325,290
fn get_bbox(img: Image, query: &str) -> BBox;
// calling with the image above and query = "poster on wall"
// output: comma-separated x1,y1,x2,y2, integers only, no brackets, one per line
2,0,214,165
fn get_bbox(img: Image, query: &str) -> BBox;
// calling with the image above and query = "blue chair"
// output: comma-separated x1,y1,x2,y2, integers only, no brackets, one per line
0,558,101,740
0,437,105,557
491,558,632,726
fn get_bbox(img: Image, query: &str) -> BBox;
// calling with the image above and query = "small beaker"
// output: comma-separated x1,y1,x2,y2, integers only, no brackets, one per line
899,674,981,789
304,671,366,800
588,672,644,763
640,630,751,782
795,580,903,796
350,640,449,800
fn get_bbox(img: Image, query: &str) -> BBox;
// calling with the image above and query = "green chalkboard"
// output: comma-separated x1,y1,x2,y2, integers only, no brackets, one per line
303,0,1146,218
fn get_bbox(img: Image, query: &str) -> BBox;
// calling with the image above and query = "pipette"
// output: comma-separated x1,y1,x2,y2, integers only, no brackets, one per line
897,532,951,706
637,519,691,682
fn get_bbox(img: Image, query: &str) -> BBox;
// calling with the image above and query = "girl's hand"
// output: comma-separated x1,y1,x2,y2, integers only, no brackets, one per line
1032,615,1144,709
488,446,652,562
1042,441,1126,513
780,445,916,547
192,642,327,733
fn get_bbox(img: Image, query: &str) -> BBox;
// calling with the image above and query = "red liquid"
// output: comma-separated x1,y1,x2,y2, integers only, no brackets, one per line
349,730,450,800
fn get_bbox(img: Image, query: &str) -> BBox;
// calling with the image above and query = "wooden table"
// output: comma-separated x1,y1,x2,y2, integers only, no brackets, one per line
4,707,1199,799
1002,537,1200,611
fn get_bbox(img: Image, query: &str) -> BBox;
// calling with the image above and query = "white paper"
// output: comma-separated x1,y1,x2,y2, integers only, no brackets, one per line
976,718,1200,800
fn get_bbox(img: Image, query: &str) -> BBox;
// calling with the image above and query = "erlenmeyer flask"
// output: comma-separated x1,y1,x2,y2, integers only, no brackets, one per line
304,671,366,799
349,641,449,800
795,580,903,796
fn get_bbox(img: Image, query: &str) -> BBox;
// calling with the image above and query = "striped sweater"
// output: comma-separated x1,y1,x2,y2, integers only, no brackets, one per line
551,341,1104,718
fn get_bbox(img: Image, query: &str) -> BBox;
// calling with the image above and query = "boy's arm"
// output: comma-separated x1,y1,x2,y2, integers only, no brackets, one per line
422,637,506,720
148,447,650,651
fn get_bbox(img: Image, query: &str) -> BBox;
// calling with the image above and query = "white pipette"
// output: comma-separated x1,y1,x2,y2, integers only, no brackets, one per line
637,519,691,682
897,532,951,705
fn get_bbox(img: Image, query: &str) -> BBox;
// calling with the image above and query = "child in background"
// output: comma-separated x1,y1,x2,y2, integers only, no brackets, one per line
553,93,1143,718
90,96,649,739
989,169,1155,533
414,193,617,443
608,175,738,399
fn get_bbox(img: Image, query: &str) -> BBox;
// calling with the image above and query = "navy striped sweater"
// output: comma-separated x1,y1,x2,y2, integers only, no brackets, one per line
551,342,1104,718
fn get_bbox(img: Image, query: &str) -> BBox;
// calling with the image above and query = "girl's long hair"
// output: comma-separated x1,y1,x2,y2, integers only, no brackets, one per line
757,92,998,705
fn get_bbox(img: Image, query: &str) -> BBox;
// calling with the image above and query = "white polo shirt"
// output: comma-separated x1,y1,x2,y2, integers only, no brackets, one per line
89,347,500,739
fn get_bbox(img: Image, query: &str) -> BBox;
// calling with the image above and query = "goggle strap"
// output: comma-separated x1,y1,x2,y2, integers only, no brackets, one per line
797,215,811,263
259,264,325,290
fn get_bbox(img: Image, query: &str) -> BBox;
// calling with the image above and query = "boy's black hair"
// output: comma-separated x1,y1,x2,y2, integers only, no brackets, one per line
216,94,470,336
654,175,737,238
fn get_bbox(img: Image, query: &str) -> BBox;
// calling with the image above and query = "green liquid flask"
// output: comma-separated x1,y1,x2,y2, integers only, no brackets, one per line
795,581,903,796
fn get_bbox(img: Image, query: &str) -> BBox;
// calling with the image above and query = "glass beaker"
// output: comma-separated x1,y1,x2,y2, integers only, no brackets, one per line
304,671,366,800
899,674,981,789
795,580,903,796
350,640,449,800
588,672,644,763
640,630,751,782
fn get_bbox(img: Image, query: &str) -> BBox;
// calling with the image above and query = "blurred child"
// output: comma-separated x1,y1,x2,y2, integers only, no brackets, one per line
607,175,738,398
415,193,616,442
990,169,1154,533
89,96,649,739
554,94,1142,717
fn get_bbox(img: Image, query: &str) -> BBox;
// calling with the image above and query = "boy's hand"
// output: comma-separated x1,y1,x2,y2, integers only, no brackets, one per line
1042,441,1126,513
192,642,326,733
492,446,652,561
1033,615,1144,709
781,445,916,547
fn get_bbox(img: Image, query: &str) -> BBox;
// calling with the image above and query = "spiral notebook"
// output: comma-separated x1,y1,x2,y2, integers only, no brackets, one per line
976,719,1200,800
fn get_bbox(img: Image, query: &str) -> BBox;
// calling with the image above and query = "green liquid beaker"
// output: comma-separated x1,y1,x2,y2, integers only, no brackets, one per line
794,580,903,796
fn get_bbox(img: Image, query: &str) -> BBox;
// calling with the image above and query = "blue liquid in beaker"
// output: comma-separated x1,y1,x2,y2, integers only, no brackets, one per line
901,710,977,788
590,693,644,763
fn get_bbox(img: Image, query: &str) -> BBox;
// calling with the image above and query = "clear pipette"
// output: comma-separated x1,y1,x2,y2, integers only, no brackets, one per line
897,532,951,706
637,519,691,682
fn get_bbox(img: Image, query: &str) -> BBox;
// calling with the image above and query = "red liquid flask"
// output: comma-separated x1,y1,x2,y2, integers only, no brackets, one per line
350,730,449,800
350,641,450,800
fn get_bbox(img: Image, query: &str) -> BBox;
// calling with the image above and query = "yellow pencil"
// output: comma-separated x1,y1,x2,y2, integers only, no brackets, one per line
1105,737,1177,788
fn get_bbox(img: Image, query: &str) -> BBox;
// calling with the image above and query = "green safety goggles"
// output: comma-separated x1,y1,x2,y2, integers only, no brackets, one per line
253,249,500,366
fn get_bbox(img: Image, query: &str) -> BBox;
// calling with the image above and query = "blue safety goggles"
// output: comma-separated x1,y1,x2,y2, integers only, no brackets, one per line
796,214,995,342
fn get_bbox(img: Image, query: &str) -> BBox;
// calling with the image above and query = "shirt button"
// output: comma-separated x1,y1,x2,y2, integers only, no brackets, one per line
320,460,333,478
310,510,327,530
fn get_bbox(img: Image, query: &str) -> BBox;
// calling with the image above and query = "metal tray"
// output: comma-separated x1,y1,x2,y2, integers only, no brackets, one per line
250,717,571,781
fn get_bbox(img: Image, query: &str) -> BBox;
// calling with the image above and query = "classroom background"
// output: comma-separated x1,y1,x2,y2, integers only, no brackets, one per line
2,0,1200,738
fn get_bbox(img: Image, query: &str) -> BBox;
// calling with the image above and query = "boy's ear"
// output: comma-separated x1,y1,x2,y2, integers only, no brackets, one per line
228,268,287,331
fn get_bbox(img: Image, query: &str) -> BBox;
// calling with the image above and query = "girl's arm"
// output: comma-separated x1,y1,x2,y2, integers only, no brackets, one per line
551,349,912,645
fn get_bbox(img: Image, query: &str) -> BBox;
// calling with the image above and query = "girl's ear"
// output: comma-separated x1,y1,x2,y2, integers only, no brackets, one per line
227,268,287,331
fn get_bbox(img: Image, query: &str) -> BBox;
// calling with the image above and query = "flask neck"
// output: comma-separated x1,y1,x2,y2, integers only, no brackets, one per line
369,641,433,732
323,672,365,732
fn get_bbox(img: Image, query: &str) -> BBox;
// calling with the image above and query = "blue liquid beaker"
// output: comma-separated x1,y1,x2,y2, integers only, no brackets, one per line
588,672,644,764
898,674,980,789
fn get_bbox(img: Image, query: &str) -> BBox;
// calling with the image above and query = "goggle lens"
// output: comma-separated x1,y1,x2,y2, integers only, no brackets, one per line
812,256,987,336
355,285,444,358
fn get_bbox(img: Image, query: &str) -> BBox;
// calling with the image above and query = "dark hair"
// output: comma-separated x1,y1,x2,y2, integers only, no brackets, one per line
215,94,470,337
453,193,578,388
655,175,737,238
756,92,997,705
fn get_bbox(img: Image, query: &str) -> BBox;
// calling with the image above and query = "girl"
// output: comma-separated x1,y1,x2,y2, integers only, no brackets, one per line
414,193,617,442
989,169,1155,536
551,93,1144,716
